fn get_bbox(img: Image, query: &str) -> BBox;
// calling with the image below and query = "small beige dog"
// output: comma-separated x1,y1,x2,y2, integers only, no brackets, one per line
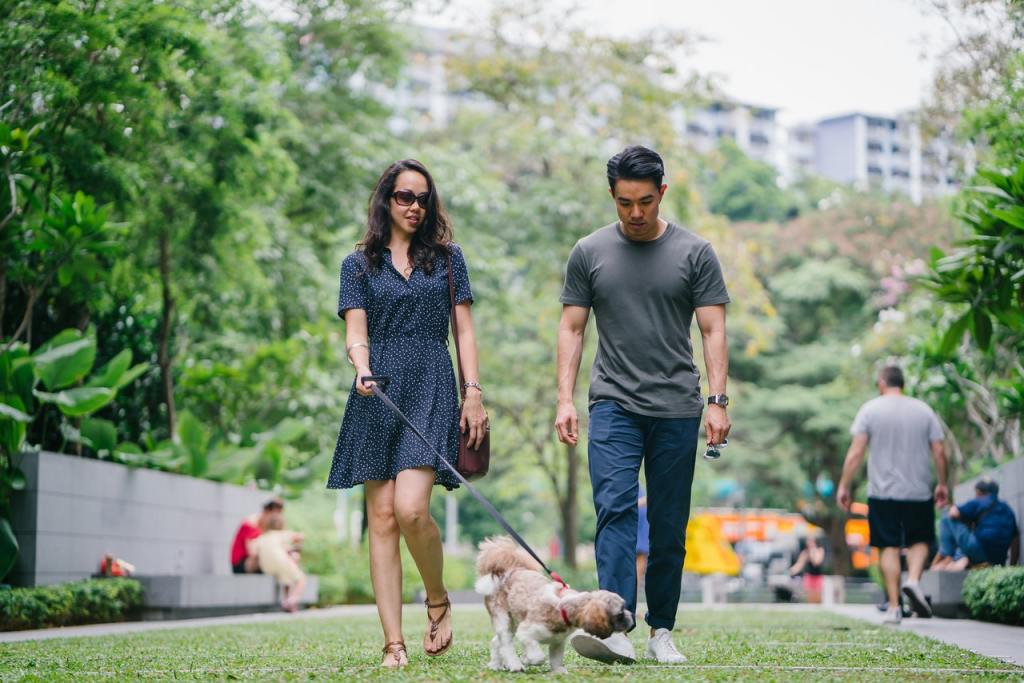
475,536,634,673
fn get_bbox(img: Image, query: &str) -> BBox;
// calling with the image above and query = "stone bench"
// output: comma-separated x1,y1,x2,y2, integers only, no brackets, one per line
916,570,968,619
136,575,319,620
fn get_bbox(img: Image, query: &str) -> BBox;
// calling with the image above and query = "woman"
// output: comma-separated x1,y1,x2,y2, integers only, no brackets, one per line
327,159,488,668
789,535,826,603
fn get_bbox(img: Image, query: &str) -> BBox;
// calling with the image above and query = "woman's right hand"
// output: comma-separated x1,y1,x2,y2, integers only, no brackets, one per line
355,367,376,396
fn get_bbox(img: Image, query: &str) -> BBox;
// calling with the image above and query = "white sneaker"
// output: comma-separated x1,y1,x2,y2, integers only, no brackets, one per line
645,628,687,663
570,631,636,664
883,606,903,624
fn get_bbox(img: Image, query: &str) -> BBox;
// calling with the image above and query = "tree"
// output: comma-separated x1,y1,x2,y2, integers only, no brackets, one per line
704,140,793,223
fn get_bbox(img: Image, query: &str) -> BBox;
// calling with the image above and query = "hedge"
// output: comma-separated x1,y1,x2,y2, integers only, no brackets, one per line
962,566,1024,626
0,578,142,631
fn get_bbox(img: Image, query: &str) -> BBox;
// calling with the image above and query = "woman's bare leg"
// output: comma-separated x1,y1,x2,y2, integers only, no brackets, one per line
364,480,406,665
394,467,450,653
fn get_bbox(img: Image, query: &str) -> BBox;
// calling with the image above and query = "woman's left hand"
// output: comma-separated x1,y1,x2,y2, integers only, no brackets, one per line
460,390,488,450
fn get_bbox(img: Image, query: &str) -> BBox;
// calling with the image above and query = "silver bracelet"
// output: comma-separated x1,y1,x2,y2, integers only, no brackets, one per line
346,341,369,367
463,381,483,393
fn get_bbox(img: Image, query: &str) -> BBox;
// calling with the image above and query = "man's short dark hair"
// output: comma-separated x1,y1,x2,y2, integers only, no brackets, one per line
879,365,904,389
263,497,284,512
975,478,999,496
607,145,665,191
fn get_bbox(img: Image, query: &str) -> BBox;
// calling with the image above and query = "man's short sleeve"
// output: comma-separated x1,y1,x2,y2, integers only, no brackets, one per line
559,242,592,307
850,405,870,436
338,253,369,318
928,409,944,442
692,243,731,307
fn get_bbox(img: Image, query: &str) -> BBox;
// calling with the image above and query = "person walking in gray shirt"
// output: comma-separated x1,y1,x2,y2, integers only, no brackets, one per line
555,145,731,664
837,365,948,624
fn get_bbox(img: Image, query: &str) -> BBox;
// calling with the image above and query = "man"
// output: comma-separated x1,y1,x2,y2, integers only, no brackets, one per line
934,478,1019,571
555,145,731,664
230,497,284,574
836,366,948,624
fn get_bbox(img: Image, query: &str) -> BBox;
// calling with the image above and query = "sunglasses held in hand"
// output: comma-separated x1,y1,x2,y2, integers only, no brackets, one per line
391,190,430,208
703,438,729,461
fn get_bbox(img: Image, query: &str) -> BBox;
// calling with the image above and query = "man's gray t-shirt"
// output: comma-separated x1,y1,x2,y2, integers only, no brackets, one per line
559,222,730,418
850,395,944,501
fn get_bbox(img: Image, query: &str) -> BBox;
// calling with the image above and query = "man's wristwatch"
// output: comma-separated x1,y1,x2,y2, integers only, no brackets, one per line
708,394,729,408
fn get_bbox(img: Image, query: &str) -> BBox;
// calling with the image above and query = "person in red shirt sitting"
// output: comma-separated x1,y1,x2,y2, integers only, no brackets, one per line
231,498,284,574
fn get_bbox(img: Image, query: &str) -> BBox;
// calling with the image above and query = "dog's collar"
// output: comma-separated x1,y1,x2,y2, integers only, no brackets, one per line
559,606,571,627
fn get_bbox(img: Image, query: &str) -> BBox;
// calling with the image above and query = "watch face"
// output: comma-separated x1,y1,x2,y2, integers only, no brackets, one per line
710,394,729,407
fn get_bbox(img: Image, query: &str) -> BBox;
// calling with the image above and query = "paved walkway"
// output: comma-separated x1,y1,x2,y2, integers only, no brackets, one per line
827,604,1024,667
3,601,1022,669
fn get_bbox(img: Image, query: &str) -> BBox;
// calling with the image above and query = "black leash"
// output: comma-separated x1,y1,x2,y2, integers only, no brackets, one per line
363,375,567,588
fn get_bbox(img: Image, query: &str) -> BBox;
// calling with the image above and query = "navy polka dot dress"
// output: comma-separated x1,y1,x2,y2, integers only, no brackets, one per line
326,243,473,491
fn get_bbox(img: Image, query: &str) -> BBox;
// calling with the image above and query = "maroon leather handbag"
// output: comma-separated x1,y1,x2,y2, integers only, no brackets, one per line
447,251,490,480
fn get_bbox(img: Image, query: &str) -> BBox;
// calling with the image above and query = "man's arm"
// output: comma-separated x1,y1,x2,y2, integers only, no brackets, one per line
555,305,590,445
695,304,730,446
931,440,949,507
836,433,868,511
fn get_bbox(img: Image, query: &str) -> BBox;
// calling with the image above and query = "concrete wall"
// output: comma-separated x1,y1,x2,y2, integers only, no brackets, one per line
8,451,269,586
955,457,1024,566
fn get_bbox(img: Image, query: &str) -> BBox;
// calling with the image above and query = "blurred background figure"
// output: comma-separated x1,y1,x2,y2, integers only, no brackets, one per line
636,487,649,598
230,498,284,574
934,478,1020,571
788,535,826,603
251,516,307,612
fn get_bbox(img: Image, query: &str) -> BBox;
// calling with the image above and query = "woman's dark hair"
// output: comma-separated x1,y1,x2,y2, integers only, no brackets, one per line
359,159,453,273
606,145,665,190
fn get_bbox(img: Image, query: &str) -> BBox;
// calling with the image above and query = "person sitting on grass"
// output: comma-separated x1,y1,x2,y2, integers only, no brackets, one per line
251,516,307,612
933,478,1019,571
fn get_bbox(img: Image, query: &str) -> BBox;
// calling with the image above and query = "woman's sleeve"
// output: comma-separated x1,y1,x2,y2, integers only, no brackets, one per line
337,253,369,318
450,244,474,305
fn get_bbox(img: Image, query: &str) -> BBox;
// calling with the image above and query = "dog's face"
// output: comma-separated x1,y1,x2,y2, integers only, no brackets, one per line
577,590,634,639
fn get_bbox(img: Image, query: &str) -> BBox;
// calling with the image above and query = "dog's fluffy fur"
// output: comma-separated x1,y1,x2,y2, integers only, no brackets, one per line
475,536,634,673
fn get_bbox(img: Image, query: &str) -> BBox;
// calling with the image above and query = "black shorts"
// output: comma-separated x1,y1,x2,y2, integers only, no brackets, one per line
868,497,935,548
232,560,261,575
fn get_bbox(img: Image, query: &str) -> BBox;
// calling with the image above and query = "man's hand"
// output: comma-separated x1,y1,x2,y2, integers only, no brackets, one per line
555,400,579,445
934,483,949,508
836,485,852,512
705,404,731,446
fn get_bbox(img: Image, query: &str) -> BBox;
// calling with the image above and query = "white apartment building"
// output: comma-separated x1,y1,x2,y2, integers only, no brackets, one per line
677,101,785,173
806,112,965,203
365,28,966,204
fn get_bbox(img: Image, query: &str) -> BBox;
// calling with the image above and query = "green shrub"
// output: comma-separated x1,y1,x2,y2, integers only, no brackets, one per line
0,578,142,631
300,532,480,607
962,566,1024,626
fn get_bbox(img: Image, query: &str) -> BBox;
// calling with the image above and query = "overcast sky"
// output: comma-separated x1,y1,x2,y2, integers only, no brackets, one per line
415,0,957,125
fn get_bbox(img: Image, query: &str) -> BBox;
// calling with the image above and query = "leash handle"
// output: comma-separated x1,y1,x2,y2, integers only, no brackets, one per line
367,381,562,584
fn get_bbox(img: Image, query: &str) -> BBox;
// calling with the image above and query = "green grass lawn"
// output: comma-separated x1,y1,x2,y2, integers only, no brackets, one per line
1,606,1020,681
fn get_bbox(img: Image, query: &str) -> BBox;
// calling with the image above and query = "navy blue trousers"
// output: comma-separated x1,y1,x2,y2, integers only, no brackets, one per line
587,400,700,630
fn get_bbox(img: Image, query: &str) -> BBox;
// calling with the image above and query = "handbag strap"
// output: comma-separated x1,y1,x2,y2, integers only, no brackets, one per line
446,249,466,401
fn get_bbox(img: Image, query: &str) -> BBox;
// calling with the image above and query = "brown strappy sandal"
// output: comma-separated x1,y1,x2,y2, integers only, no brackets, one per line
381,640,408,668
423,594,453,656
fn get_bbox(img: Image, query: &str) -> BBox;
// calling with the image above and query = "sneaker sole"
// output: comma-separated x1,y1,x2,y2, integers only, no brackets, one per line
901,585,933,618
570,634,636,664
645,651,688,664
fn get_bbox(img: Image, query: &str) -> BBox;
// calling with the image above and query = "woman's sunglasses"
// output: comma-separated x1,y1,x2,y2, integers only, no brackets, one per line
391,190,430,209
